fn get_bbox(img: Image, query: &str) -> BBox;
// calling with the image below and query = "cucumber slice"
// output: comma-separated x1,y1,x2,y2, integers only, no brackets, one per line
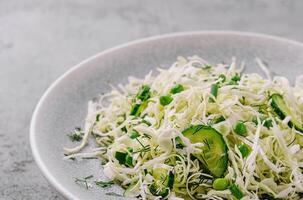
270,94,303,132
182,125,228,177
149,168,174,197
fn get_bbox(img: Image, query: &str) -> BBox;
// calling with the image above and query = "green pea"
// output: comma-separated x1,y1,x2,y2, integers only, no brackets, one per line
213,178,229,190
170,84,184,94
159,95,173,106
234,121,247,136
238,143,250,158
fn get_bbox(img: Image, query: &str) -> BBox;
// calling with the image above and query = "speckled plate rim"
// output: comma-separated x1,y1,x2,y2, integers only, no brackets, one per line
30,31,303,200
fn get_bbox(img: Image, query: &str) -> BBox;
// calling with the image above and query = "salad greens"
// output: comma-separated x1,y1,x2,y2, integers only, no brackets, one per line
64,56,303,200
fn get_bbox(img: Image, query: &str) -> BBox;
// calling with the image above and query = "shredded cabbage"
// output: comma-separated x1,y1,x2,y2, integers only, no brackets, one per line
64,56,303,200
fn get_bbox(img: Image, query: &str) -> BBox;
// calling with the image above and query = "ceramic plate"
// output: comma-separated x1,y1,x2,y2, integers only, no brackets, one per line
30,31,303,200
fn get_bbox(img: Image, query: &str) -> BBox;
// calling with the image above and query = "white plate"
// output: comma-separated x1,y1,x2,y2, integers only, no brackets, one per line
30,31,303,200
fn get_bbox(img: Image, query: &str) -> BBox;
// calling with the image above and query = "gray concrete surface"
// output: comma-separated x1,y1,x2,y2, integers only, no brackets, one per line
1,0,303,199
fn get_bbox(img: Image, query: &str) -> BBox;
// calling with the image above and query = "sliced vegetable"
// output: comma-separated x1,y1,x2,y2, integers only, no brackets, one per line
234,121,247,136
130,101,148,116
125,154,134,167
170,84,184,94
270,93,303,132
149,168,174,197
213,178,229,190
182,125,228,177
114,151,127,165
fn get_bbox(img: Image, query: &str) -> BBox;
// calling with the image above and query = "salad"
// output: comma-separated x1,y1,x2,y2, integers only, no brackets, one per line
64,56,303,200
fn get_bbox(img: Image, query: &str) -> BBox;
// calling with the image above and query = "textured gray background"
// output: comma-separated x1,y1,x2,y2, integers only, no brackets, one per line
1,0,303,199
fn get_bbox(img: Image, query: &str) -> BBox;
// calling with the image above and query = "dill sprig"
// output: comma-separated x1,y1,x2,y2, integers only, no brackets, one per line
75,175,94,189
95,180,115,188
68,127,84,142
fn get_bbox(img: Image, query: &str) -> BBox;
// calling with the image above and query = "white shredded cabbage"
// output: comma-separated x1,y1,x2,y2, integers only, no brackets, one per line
64,56,303,200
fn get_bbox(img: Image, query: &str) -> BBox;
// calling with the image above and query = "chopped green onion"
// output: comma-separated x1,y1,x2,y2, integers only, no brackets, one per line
159,95,173,106
115,151,127,164
210,83,219,99
129,131,140,139
170,84,184,94
234,121,247,136
213,178,229,190
229,184,244,199
130,104,140,116
136,85,151,101
238,144,250,158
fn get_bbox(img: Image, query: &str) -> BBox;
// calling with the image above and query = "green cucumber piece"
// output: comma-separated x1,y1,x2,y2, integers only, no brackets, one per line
149,168,174,197
182,125,228,177
270,94,303,132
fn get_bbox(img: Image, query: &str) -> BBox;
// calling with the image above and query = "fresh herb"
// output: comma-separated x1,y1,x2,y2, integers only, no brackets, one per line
82,157,97,160
139,133,150,140
95,180,114,188
105,192,123,197
68,127,84,142
170,84,184,94
75,175,94,189
234,121,247,136
159,95,173,106
141,119,151,126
